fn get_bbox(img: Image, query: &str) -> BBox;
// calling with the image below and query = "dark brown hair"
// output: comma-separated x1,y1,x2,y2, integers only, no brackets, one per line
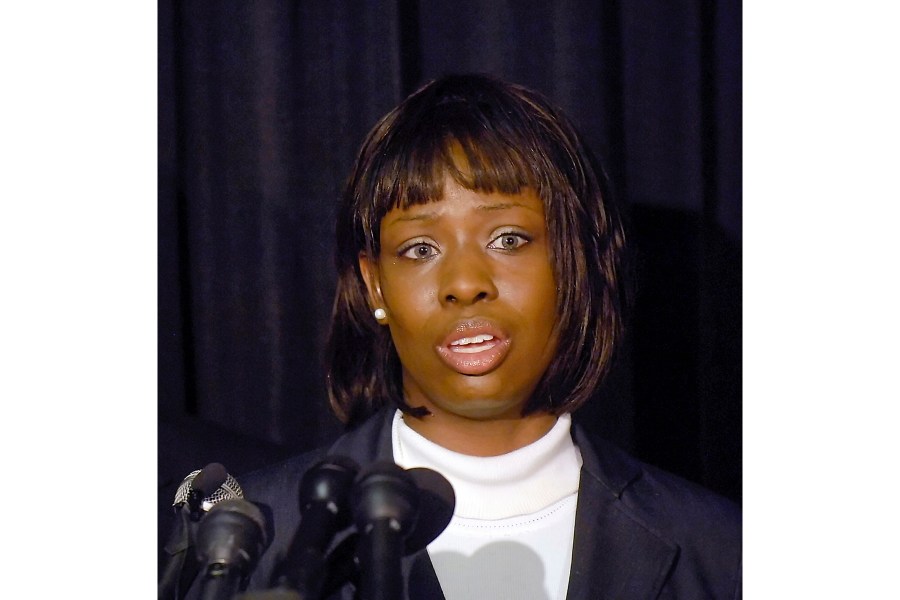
326,73,629,428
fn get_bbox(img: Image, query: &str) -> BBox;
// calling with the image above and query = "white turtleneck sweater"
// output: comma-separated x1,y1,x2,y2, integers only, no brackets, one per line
391,411,583,600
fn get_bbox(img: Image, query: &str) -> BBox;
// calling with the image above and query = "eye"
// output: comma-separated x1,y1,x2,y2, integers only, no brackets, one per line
487,231,531,251
399,241,439,260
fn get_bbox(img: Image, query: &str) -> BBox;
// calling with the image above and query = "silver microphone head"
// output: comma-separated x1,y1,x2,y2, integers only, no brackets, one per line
173,466,244,512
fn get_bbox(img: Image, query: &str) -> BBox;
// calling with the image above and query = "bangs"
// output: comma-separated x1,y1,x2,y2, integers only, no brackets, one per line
369,90,548,220
393,133,535,210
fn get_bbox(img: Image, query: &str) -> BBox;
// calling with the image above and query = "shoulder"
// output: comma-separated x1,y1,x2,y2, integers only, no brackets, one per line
574,422,740,532
573,423,742,597
622,451,741,565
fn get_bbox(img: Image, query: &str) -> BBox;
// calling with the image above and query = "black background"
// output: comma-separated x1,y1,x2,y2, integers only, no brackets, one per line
158,0,741,537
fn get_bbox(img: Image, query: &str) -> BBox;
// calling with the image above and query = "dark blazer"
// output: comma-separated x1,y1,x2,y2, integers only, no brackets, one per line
234,408,742,599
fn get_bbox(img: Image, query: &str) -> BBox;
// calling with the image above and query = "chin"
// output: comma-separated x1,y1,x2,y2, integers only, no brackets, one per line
431,394,531,421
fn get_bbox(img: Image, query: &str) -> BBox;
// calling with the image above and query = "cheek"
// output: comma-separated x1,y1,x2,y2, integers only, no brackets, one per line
502,265,558,315
505,269,559,360
380,285,435,358
380,266,437,320
382,288,433,329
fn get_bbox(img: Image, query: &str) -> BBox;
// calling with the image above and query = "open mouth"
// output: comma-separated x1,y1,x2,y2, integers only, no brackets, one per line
436,322,511,375
449,333,497,354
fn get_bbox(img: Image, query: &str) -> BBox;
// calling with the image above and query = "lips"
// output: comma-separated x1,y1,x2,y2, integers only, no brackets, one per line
435,320,511,376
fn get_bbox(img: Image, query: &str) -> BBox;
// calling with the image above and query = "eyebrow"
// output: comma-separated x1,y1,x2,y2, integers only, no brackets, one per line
385,201,539,226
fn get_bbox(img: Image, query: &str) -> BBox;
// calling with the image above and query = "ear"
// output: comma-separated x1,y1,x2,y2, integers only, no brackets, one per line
358,252,385,313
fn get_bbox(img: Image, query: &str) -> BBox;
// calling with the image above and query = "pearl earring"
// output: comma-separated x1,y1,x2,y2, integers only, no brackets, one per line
373,308,387,321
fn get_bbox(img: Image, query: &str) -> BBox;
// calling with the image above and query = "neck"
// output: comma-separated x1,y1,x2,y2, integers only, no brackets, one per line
401,409,558,456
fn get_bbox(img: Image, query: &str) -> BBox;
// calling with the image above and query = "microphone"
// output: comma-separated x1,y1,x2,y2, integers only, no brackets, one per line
319,465,455,598
194,498,268,600
403,468,455,553
178,463,242,516
159,463,244,600
266,455,360,599
350,462,424,600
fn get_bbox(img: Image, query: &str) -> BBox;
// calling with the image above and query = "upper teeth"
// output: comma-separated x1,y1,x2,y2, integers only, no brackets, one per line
451,334,494,346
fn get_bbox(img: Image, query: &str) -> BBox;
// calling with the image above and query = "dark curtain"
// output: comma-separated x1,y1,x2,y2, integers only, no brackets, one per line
158,0,741,531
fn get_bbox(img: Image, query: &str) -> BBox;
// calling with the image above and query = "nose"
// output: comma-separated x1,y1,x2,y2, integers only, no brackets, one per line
438,247,498,306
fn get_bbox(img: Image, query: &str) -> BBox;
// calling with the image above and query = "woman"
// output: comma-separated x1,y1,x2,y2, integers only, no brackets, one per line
234,73,741,599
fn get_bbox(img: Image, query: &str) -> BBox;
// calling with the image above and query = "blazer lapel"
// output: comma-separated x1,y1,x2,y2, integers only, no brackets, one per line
405,550,446,600
327,407,396,465
566,473,678,600
566,425,678,600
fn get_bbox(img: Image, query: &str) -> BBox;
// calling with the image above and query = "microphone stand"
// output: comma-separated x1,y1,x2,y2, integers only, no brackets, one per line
356,519,404,600
237,532,360,600
158,507,193,600
158,500,206,599
351,463,420,600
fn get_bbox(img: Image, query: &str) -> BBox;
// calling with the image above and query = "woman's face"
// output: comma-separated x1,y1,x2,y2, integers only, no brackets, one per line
360,176,559,421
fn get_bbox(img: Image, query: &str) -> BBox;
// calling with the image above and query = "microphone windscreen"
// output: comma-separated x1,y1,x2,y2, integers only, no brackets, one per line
300,455,360,511
352,461,419,533
173,464,244,510
192,462,227,496
405,467,455,552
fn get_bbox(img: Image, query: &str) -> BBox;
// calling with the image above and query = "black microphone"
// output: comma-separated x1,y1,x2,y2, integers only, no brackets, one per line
351,462,422,600
266,455,360,599
319,465,455,598
194,498,268,600
159,463,243,600
403,468,455,553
